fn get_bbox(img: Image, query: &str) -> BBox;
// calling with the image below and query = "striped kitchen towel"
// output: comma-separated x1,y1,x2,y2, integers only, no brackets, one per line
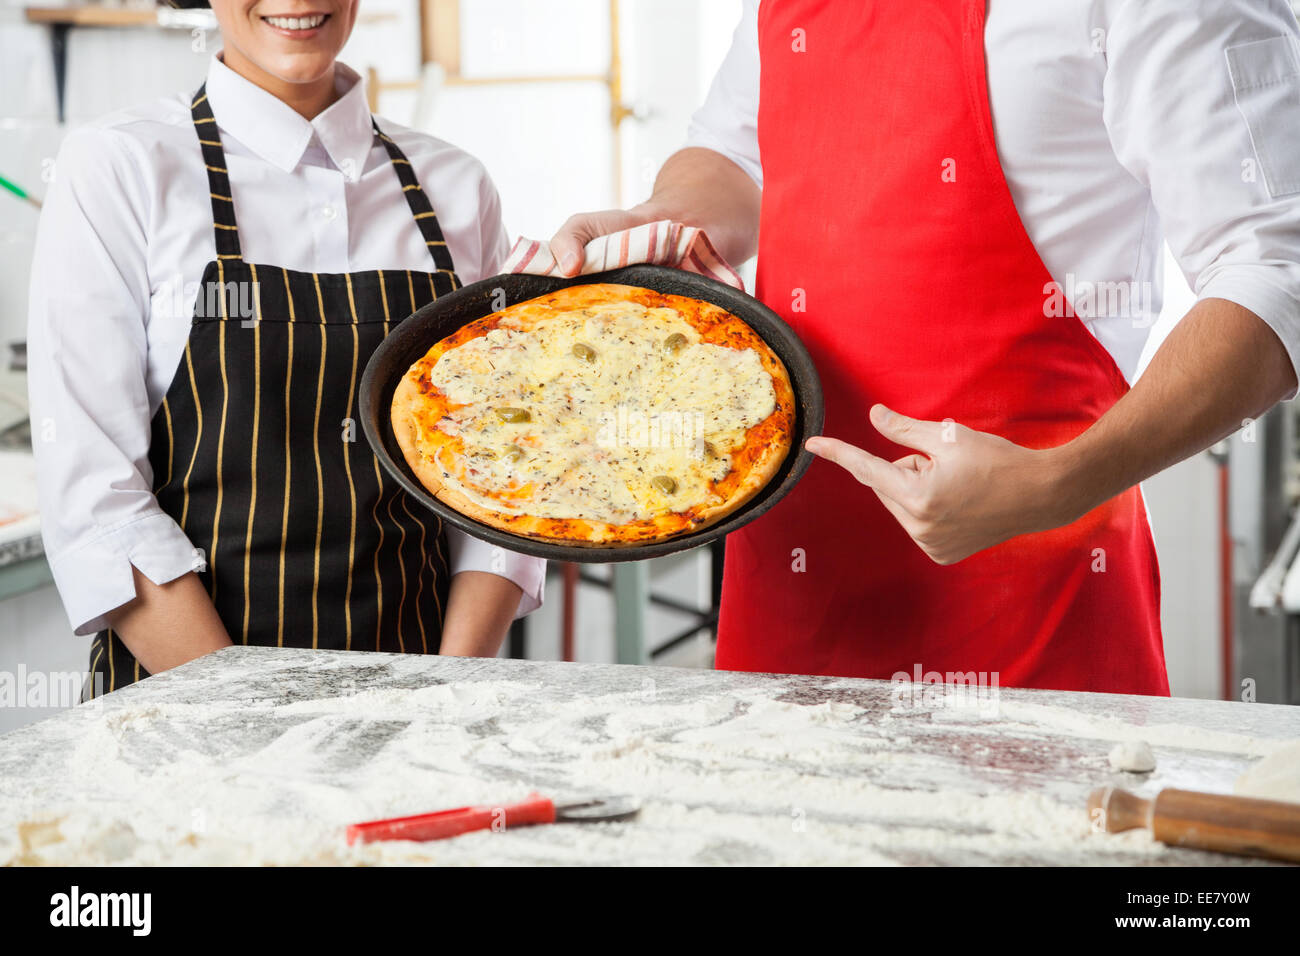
502,220,744,290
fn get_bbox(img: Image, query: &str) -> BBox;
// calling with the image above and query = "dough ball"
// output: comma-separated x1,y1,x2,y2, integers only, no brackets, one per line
1235,740,1300,803
1108,739,1156,773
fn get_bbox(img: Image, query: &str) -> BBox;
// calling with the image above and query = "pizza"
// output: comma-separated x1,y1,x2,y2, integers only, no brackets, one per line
390,283,795,546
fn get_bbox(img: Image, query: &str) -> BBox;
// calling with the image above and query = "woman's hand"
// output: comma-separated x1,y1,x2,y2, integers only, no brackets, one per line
806,405,1077,565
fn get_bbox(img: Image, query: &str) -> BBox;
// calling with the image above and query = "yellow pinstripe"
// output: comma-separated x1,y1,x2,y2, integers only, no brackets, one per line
371,275,396,649
241,263,263,643
387,492,408,653
106,628,116,693
277,268,296,647
179,341,203,531
88,642,103,699
400,495,429,653
210,263,232,603
341,274,362,650
377,268,390,322
433,532,447,630
370,456,387,651
309,275,328,649
155,399,175,493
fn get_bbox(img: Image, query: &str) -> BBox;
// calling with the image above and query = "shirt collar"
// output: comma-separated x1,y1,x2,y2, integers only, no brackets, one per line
204,54,374,180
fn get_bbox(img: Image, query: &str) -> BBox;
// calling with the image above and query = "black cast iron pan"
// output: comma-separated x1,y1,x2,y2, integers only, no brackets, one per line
358,265,824,563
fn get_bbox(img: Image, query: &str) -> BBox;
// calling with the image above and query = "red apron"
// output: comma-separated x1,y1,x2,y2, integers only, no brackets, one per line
716,0,1168,694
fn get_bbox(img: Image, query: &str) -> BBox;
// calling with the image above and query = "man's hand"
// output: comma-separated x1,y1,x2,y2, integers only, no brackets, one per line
808,299,1297,566
806,405,1072,565
550,206,663,277
548,147,762,276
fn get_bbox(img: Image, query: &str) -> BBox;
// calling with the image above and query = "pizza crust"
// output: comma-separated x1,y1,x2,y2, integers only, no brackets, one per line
390,283,795,546
391,374,444,496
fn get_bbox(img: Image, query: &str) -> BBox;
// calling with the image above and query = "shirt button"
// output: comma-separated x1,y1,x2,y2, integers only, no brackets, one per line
321,205,337,221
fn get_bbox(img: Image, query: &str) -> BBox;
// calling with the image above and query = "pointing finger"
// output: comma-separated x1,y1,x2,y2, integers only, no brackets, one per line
870,404,950,455
805,435,913,502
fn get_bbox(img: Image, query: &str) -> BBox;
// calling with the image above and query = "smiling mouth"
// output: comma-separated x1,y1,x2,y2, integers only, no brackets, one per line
262,13,329,30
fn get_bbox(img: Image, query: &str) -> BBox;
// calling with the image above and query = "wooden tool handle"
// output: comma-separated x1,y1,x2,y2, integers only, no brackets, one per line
1089,786,1300,863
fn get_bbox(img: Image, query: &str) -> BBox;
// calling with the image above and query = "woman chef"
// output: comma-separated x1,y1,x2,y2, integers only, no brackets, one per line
28,0,545,696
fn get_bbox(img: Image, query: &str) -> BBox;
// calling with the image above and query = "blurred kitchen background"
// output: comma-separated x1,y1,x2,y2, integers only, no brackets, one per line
0,0,1297,731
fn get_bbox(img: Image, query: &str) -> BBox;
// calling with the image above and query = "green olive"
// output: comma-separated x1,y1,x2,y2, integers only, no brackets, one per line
494,407,531,423
502,444,524,463
571,342,597,363
652,475,677,495
663,333,689,354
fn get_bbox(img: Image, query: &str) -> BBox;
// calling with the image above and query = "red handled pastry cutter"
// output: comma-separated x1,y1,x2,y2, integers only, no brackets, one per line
346,793,641,845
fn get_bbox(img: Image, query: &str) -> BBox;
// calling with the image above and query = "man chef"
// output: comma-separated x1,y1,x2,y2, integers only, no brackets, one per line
552,0,1300,694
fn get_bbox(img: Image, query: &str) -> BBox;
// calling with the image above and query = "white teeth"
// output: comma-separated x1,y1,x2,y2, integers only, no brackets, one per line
264,14,326,30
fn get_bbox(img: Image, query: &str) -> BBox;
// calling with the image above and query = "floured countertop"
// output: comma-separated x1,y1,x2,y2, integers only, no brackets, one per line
1,646,1297,866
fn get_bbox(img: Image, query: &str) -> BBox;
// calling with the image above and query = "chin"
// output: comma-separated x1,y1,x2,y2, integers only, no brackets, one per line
261,54,339,85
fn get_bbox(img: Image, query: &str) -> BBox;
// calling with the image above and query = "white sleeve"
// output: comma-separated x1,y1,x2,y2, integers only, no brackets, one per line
477,175,512,279
1103,0,1300,391
27,127,199,636
683,0,762,187
445,529,546,618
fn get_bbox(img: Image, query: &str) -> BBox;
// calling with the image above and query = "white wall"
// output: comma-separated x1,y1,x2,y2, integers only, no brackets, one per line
0,4,212,733
0,2,213,349
409,0,741,244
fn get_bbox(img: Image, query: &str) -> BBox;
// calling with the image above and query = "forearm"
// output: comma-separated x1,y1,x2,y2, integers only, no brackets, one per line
439,571,523,657
637,147,762,266
1049,298,1296,521
104,567,233,674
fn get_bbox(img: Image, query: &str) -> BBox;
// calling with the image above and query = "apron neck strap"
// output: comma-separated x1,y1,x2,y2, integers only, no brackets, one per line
372,119,459,281
189,85,458,280
191,85,243,263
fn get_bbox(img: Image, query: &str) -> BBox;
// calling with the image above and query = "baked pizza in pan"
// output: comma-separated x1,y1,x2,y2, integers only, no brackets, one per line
391,283,795,546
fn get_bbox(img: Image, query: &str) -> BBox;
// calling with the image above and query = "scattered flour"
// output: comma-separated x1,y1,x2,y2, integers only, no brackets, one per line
1234,740,1300,804
0,677,1247,865
926,694,1284,757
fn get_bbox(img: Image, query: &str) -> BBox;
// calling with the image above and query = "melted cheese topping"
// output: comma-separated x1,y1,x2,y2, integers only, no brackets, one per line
427,302,776,523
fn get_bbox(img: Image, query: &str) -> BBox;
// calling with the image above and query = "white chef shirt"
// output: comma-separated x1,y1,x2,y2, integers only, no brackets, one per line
28,54,545,636
686,0,1300,386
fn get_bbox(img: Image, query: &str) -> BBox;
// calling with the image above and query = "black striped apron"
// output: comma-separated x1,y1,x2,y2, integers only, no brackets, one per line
87,85,460,695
